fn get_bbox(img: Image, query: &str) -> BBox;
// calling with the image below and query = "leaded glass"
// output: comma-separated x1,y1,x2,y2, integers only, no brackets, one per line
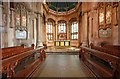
71,21,78,39
58,22,66,33
106,4,112,24
47,22,53,40
99,8,104,25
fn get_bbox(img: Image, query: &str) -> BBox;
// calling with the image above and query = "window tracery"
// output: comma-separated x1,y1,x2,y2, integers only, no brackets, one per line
14,3,27,27
71,21,78,40
46,21,53,40
58,21,67,40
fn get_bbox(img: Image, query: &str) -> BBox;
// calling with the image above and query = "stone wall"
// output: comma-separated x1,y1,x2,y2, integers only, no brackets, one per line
81,2,119,46
1,2,44,48
1,2,119,48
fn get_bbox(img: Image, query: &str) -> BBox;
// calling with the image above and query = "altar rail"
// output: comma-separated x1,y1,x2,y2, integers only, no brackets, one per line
2,45,46,78
79,45,120,79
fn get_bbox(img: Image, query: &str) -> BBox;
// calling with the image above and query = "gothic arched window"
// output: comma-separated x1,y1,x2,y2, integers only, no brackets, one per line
58,22,66,33
46,21,53,40
71,21,78,40
15,3,27,27
58,21,67,40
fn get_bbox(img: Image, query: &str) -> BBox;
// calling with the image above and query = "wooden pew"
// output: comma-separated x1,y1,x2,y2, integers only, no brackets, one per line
90,44,120,57
79,45,120,79
2,45,46,78
2,46,24,59
2,45,34,59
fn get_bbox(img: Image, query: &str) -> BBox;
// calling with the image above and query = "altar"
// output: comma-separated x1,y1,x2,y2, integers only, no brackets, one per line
54,40,70,46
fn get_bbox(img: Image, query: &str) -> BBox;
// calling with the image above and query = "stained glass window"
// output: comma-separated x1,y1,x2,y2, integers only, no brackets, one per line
99,7,104,25
71,21,78,39
58,22,66,33
98,3,113,38
47,22,53,40
106,4,112,24
15,3,27,27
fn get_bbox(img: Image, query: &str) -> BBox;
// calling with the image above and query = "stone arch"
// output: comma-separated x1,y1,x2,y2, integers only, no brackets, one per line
58,20,66,23
47,18,55,22
69,17,77,22
47,18,56,26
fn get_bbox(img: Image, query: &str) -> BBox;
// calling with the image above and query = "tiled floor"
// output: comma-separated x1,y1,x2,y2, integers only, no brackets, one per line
32,54,94,78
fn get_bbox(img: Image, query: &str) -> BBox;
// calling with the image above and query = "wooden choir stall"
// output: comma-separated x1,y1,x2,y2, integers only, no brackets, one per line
1,44,46,78
79,43,120,79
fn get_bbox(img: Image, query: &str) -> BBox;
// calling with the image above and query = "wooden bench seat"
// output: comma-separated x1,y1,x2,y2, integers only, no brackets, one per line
2,45,46,78
2,46,24,59
91,44,120,57
79,44,120,79
2,46,34,59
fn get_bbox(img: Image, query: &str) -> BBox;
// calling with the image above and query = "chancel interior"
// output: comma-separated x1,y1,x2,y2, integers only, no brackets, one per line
0,1,120,79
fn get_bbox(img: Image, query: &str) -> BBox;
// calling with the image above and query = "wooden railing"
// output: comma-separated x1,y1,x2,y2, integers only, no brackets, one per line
2,45,46,78
79,45,120,79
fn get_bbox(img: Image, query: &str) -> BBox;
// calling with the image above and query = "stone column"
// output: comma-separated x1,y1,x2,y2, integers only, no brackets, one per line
0,4,2,48
118,2,120,45
66,21,69,40
8,8,15,47
79,15,82,44
77,17,81,45
82,12,88,46
78,17,80,43
37,13,43,47
31,11,35,45
41,18,46,44
43,20,47,43
26,11,32,47
5,2,9,47
7,2,15,47
37,13,41,47
55,21,58,40
0,4,2,74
